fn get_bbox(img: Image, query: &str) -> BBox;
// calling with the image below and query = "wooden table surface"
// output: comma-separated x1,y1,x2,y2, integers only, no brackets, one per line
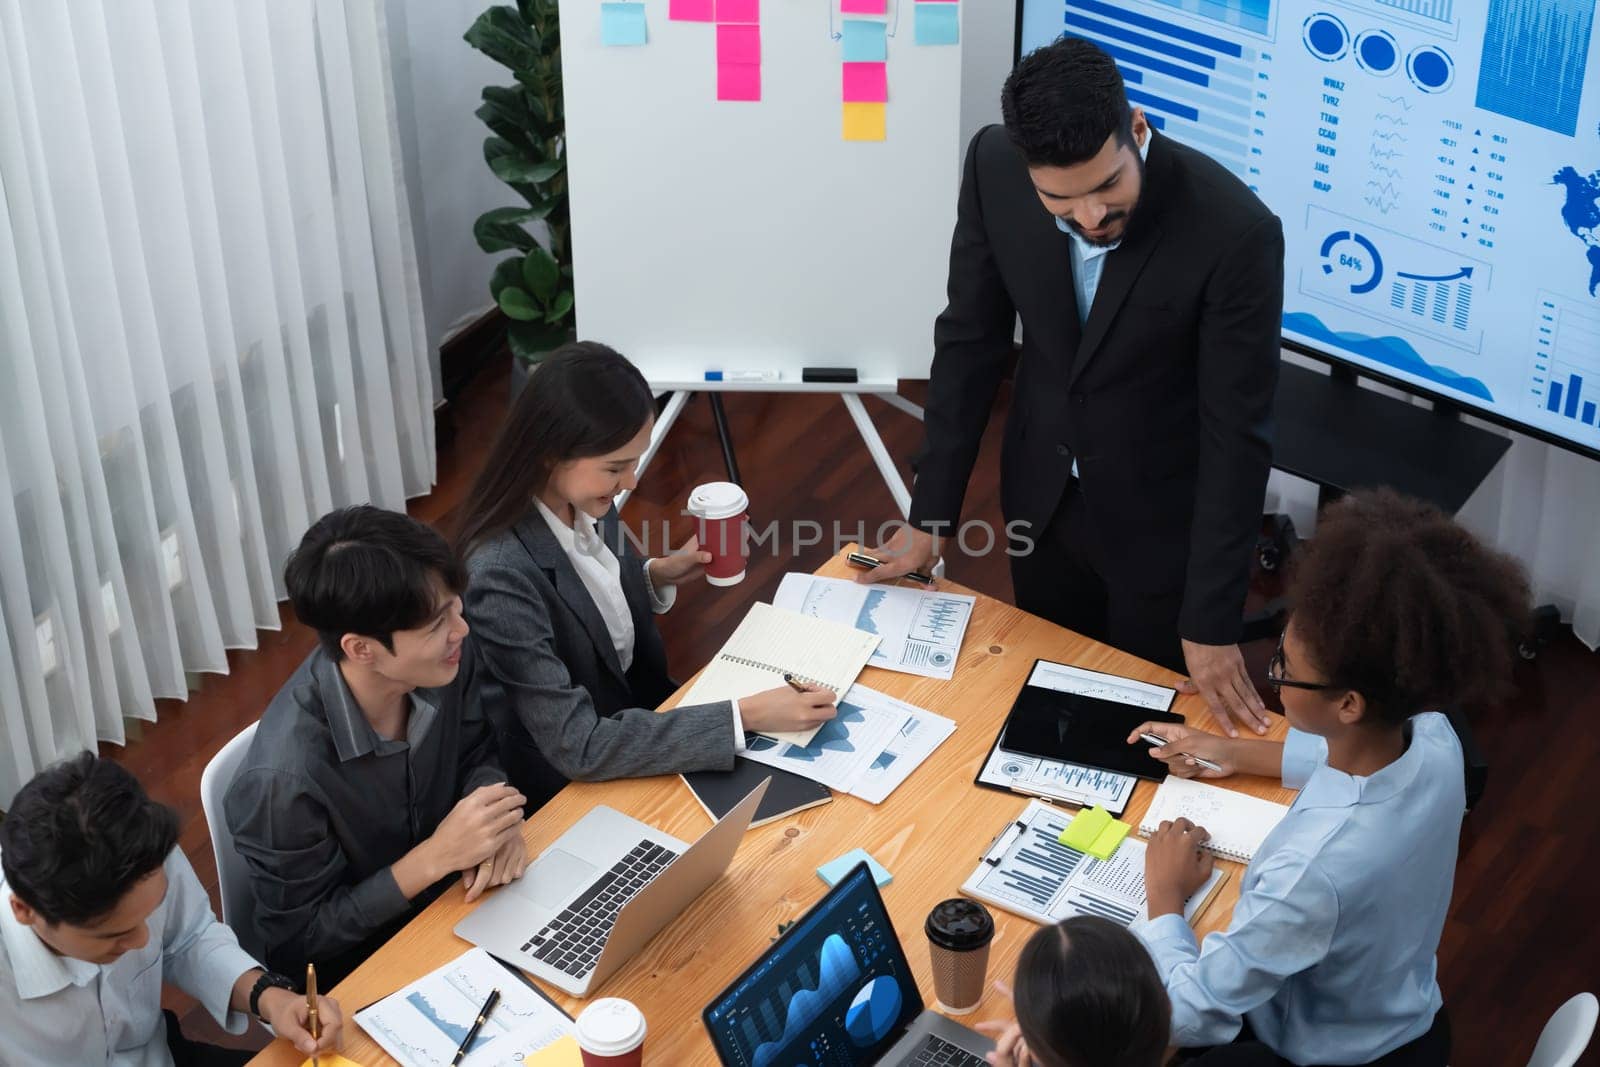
248,548,1293,1065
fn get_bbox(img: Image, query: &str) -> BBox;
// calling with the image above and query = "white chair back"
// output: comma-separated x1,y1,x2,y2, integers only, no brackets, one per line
1528,992,1598,1067
198,721,261,959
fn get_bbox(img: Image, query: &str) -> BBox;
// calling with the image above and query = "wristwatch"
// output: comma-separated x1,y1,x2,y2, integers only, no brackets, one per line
248,970,297,1021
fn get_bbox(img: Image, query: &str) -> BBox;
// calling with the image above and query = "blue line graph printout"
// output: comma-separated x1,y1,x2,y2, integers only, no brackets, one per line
775,573,975,680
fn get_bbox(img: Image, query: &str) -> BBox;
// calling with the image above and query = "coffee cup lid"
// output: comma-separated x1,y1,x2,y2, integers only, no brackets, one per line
575,997,647,1054
688,481,748,520
925,898,995,951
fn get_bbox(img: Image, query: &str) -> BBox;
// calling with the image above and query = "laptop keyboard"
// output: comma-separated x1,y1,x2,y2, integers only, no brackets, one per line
520,839,679,979
909,1035,987,1067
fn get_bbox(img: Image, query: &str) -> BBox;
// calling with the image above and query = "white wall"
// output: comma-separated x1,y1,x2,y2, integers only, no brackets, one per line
960,4,1016,151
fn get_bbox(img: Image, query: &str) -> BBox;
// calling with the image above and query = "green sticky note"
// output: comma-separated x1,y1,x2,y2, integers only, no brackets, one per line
1058,806,1130,860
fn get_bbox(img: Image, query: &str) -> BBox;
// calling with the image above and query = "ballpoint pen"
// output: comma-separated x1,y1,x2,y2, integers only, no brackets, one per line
1139,732,1224,773
783,673,808,693
450,987,500,1066
845,551,935,586
306,963,320,1067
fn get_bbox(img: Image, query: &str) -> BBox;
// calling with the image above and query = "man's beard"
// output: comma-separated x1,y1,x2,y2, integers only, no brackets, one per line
1063,142,1147,246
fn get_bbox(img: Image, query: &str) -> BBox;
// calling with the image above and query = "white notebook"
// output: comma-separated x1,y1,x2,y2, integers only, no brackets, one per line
680,602,881,746
1139,777,1291,863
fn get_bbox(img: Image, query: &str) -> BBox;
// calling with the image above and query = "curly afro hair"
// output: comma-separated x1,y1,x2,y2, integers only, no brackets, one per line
1289,489,1530,726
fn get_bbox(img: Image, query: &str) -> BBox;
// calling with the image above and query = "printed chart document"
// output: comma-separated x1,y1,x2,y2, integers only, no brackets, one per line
742,684,956,803
961,799,1226,928
354,947,572,1067
681,601,881,745
774,573,974,680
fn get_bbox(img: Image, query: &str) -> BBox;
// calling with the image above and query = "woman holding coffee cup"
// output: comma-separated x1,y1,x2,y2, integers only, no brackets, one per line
455,342,837,808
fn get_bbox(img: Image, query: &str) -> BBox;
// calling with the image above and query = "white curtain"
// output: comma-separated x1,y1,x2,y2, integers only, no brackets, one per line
1266,355,1600,652
0,0,435,806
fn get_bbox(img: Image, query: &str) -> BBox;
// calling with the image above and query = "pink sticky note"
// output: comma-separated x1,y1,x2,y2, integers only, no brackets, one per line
670,0,714,19
717,0,760,22
718,63,761,101
717,24,760,65
842,62,888,103
841,0,887,12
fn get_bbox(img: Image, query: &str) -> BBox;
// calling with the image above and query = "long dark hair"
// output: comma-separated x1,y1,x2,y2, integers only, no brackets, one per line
1012,916,1171,1067
455,341,655,558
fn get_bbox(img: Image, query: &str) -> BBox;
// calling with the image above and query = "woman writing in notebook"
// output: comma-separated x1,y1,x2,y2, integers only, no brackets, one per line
454,342,836,808
1124,489,1529,1066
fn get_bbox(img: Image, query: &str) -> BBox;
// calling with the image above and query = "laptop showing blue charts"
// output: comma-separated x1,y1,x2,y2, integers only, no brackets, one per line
703,862,993,1066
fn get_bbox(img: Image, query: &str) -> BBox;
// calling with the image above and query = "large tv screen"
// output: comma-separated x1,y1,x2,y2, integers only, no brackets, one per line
1017,0,1600,460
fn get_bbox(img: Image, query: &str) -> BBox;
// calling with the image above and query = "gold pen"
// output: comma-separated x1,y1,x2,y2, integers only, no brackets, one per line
782,673,808,693
306,963,320,1067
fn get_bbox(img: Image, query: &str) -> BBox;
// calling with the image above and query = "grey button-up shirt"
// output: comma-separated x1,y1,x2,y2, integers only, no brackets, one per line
0,850,258,1067
223,642,507,978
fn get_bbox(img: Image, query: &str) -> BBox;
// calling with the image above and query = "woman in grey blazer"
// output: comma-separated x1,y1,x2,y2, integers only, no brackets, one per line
455,343,837,808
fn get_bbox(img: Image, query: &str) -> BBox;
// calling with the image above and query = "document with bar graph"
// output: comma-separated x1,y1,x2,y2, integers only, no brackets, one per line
961,800,1227,928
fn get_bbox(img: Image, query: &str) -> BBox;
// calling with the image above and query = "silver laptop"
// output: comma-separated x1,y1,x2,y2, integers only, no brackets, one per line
457,778,769,996
703,861,994,1066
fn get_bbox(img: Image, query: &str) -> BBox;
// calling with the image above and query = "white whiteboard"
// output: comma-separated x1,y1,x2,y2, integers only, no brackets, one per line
560,0,965,387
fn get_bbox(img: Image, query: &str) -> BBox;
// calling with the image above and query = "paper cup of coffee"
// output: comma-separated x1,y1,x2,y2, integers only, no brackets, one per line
687,481,750,587
574,998,647,1067
925,898,995,1015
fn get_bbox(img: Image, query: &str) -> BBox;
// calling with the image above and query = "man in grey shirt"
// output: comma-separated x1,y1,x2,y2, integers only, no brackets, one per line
225,507,527,985
1,753,342,1066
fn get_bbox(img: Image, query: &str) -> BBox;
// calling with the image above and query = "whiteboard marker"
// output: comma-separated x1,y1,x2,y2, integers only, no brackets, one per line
704,370,779,382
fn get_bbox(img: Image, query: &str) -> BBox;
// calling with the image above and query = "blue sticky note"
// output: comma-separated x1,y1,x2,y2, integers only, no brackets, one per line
914,3,959,46
841,19,888,63
601,2,648,46
818,849,892,887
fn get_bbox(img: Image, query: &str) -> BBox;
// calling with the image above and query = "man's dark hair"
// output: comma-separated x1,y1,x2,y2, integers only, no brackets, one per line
285,505,467,660
1012,916,1170,1067
1290,489,1531,724
1002,37,1132,167
0,752,179,926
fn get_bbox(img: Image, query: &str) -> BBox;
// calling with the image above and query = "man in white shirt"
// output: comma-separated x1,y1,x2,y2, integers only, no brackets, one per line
1,753,343,1066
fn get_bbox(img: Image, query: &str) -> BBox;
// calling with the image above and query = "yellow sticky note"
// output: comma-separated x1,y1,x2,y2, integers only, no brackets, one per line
842,102,886,141
299,1055,365,1067
521,1036,584,1065
1059,805,1130,860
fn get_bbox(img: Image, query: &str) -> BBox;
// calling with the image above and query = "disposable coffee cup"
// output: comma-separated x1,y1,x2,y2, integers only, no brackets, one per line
925,898,995,1015
687,481,750,587
574,997,647,1067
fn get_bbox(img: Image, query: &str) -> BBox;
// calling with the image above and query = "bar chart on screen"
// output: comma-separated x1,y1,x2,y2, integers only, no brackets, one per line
1530,293,1600,433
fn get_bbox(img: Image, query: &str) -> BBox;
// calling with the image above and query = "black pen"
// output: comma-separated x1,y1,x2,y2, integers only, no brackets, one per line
450,986,499,1066
846,550,935,585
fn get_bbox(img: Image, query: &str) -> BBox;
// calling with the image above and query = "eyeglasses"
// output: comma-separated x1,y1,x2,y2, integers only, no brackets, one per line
1266,631,1340,692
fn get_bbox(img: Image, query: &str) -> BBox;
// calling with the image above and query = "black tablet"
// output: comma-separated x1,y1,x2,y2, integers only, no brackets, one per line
999,685,1185,782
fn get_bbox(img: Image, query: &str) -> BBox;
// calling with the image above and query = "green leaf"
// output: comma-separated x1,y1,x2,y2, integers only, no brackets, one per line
476,94,537,153
508,319,570,363
489,257,525,300
497,286,542,321
486,139,562,185
522,245,560,301
463,7,540,76
473,206,540,253
544,289,574,324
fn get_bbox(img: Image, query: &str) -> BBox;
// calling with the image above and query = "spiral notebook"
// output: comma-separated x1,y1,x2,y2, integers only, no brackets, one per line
1138,778,1291,863
679,601,881,745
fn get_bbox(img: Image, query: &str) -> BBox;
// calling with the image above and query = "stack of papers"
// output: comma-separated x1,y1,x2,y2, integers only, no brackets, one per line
774,573,975,681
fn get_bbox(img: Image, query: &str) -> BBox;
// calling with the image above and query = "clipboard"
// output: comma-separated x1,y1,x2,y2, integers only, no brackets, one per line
1000,684,1184,782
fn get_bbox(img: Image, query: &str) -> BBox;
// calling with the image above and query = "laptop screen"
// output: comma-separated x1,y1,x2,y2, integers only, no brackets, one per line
703,863,924,1066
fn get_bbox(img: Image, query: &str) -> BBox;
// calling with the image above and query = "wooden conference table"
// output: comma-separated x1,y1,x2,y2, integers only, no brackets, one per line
249,548,1294,1065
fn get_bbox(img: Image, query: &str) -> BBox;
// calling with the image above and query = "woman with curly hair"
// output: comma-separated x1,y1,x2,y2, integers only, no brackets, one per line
1124,489,1530,1066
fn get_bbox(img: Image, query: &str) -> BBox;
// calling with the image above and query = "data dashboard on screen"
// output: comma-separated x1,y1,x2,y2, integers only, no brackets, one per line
1018,0,1600,455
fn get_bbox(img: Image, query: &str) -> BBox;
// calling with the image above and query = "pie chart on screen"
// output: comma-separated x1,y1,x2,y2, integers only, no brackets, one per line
844,976,902,1046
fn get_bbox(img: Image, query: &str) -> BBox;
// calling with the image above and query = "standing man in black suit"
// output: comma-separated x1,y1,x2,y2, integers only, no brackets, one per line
863,37,1283,736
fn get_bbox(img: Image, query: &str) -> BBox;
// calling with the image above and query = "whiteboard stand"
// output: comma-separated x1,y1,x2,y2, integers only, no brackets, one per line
619,380,922,517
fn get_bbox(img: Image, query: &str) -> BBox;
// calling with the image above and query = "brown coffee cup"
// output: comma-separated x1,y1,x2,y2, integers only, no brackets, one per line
925,898,995,1015
574,997,647,1066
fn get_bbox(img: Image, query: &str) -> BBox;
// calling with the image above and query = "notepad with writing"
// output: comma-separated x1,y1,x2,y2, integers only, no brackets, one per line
680,601,881,745
1138,778,1291,863
681,757,832,828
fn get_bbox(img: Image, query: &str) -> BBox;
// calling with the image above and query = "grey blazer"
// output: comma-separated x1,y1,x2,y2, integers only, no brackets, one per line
465,509,737,806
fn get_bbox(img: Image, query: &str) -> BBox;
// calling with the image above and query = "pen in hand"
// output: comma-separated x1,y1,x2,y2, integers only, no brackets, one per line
306,963,320,1067
783,673,809,693
1139,732,1225,773
451,987,500,1066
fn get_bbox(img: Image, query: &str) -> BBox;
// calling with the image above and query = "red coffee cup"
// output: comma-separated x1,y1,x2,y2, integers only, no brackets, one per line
687,482,750,587
574,997,647,1066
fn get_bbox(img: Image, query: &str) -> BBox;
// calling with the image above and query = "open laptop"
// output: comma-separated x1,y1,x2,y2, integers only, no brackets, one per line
457,778,769,997
704,861,995,1066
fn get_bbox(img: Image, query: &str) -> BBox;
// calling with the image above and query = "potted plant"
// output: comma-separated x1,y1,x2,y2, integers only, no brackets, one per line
465,0,573,382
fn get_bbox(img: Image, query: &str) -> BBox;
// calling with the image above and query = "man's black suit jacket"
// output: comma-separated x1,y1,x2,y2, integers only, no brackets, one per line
909,126,1284,646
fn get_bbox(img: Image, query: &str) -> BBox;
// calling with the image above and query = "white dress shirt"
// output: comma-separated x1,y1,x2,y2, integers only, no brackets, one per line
1137,712,1463,1064
534,499,746,748
0,849,260,1067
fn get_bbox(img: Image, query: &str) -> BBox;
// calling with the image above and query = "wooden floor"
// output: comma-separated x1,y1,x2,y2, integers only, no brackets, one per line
107,354,1599,1065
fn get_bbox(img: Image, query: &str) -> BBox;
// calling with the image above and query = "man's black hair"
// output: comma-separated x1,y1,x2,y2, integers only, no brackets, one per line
0,752,179,926
1001,36,1133,167
285,505,467,660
